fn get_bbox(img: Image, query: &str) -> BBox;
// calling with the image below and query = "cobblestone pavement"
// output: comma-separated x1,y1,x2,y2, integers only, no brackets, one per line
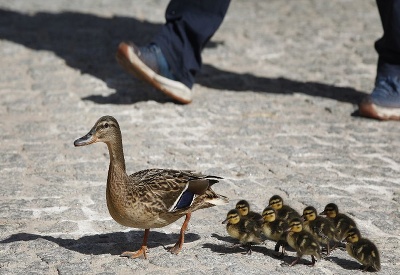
0,0,399,274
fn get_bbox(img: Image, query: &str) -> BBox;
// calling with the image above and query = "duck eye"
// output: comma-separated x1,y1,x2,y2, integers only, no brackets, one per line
104,123,109,128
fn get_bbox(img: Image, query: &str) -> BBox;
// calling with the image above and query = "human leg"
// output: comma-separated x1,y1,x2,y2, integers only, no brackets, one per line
116,0,231,103
358,0,400,120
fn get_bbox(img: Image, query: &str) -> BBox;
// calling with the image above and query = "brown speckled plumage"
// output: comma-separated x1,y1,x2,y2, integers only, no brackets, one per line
74,116,228,258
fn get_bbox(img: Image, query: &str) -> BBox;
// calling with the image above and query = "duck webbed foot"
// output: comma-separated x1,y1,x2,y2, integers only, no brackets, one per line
121,229,150,259
121,246,148,259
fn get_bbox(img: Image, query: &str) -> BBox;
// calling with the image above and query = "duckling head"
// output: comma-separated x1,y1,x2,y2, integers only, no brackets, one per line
269,195,283,210
287,218,303,233
222,209,241,225
235,200,250,216
261,206,277,222
302,206,317,221
319,203,338,218
345,227,361,243
74,116,121,147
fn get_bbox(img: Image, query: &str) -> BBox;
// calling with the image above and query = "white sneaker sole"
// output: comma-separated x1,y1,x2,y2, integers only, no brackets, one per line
116,42,192,104
359,100,400,121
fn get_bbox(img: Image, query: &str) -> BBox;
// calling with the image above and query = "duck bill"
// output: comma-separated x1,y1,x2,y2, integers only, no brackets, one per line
319,210,326,216
222,218,229,224
74,127,97,147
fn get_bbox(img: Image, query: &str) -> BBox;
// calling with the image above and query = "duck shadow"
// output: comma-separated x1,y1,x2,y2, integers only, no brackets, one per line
326,256,362,271
0,231,200,256
1,8,366,106
204,233,287,258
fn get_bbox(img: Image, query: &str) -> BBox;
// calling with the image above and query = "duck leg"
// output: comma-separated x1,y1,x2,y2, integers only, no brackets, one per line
169,212,191,254
121,229,150,259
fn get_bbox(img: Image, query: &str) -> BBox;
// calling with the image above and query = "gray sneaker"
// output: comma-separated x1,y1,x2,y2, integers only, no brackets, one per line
116,42,192,104
359,62,400,120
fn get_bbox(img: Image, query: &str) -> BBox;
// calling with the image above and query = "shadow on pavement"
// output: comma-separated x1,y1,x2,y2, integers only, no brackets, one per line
0,231,200,256
0,8,366,105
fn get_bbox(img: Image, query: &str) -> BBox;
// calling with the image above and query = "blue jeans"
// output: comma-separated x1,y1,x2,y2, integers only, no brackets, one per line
152,0,231,88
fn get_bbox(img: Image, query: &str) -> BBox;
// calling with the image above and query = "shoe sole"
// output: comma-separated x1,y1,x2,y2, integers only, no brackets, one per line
359,100,400,121
116,42,192,104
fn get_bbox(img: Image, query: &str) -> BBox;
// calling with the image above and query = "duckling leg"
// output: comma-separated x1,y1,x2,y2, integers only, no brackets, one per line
309,255,316,266
242,243,252,255
169,212,191,254
289,257,301,266
121,229,150,259
273,240,286,258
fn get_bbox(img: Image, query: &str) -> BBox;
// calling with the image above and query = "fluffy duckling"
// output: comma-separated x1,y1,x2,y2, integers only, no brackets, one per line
269,195,301,222
261,206,289,257
222,209,262,254
74,116,228,259
285,218,321,266
345,227,381,272
319,203,357,242
235,200,262,222
302,206,337,255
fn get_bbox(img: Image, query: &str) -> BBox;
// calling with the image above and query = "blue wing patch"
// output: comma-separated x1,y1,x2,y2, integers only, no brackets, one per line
169,184,196,212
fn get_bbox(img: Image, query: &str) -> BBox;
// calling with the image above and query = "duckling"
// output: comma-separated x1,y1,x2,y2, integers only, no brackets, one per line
222,209,262,254
74,116,229,259
302,206,337,255
235,200,262,222
285,218,321,266
319,203,357,242
261,206,289,257
345,227,381,272
268,195,301,222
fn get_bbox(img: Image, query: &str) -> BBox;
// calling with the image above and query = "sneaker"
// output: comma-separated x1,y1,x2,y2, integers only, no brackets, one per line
358,62,400,120
116,42,192,104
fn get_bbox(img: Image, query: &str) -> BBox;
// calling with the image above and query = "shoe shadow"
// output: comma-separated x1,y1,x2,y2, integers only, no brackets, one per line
1,8,367,106
0,231,200,256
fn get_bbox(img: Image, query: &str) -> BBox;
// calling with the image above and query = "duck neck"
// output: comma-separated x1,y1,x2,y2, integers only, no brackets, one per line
106,137,129,194
106,137,126,172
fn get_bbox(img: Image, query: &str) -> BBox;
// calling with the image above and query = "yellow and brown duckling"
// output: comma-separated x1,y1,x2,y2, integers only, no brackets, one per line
285,218,322,266
319,203,357,242
261,206,289,257
345,227,381,272
235,199,262,222
74,116,229,259
302,206,337,255
269,195,301,222
222,209,262,254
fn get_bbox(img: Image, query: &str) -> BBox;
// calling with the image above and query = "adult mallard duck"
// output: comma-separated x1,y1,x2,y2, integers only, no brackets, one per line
74,115,228,259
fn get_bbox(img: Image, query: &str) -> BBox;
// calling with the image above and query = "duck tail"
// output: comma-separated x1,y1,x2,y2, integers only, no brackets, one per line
206,194,229,205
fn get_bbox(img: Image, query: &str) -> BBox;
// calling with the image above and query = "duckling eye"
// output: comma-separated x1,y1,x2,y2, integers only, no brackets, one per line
104,123,109,128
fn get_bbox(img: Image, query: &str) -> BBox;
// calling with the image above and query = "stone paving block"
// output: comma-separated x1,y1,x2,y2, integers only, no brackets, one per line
0,0,399,274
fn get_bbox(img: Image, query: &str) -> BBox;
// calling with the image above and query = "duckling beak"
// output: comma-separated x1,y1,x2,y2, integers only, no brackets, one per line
285,226,293,233
222,218,229,224
319,210,326,216
74,127,97,147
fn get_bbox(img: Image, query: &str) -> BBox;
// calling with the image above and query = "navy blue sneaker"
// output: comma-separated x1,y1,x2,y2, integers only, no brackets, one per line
116,42,192,104
359,62,400,120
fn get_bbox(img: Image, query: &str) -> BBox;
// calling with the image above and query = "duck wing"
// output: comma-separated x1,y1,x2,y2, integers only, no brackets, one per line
128,169,223,212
